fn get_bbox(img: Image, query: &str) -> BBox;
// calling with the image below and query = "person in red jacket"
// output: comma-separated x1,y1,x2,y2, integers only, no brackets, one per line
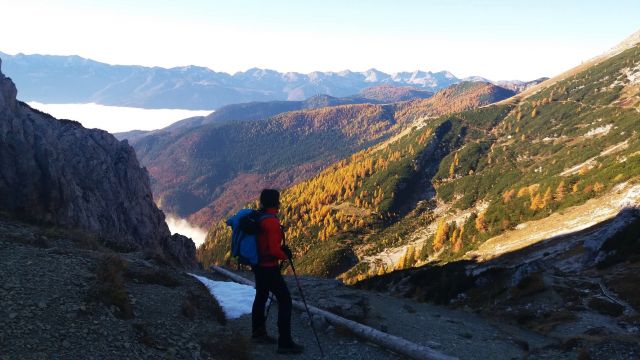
252,189,304,354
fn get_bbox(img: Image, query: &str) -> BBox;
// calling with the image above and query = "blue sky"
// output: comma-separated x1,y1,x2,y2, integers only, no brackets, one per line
1,0,638,80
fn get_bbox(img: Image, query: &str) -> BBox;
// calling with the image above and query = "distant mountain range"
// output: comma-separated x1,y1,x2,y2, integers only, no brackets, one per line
0,51,543,110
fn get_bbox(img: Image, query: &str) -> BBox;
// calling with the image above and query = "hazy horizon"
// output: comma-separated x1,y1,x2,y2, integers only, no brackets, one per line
2,0,638,81
2,50,543,82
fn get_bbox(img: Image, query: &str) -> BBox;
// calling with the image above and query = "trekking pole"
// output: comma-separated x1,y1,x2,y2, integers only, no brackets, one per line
288,256,325,357
265,293,276,320
280,226,324,357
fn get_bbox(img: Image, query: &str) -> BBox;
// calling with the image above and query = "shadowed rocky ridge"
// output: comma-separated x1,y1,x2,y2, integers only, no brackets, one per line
0,58,195,266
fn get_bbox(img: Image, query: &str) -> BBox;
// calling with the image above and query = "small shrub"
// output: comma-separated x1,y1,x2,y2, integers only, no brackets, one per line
587,297,624,317
133,323,156,347
184,282,227,325
511,272,547,299
10,234,51,248
533,310,577,334
144,249,174,267
181,290,198,319
88,255,133,319
201,330,251,360
39,226,107,251
577,347,591,360
127,268,181,288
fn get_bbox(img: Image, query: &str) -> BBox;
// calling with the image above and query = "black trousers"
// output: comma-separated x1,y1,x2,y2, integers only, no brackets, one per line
252,265,293,344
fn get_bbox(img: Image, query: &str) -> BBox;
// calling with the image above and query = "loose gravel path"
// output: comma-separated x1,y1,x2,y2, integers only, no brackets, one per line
204,269,571,360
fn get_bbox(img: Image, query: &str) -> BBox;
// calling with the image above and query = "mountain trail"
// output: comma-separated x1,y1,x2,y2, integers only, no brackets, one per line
201,268,570,359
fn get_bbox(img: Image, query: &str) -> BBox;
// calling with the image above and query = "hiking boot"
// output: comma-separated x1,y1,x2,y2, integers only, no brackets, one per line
252,333,277,344
251,326,278,344
277,341,304,354
252,329,277,344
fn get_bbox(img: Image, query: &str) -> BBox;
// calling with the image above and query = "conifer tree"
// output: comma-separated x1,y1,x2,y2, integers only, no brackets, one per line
530,193,541,210
433,220,449,250
475,212,487,232
377,264,386,276
541,186,553,208
404,245,416,268
555,180,566,200
594,182,605,192
452,227,464,253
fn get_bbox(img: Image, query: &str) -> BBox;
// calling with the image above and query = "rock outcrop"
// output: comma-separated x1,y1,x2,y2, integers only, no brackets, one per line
0,59,18,113
0,58,195,266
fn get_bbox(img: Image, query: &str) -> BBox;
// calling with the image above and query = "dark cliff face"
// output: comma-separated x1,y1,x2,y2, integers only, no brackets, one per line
0,59,18,113
0,58,195,267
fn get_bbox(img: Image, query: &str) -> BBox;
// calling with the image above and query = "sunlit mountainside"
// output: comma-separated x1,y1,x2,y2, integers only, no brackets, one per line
123,82,513,229
199,34,640,281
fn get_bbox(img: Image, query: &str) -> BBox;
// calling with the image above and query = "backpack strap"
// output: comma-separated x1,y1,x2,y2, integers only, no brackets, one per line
258,213,276,221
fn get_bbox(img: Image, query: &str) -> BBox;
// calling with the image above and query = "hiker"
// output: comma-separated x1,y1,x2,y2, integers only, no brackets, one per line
251,189,304,354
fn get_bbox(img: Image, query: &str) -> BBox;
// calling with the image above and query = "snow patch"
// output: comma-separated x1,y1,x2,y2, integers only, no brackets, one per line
189,274,255,319
616,184,640,208
584,124,612,138
621,64,640,85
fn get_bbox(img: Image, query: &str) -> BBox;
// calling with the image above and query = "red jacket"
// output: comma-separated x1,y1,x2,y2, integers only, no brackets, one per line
257,208,287,267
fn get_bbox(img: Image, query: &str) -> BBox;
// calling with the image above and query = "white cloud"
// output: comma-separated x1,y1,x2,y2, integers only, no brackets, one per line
165,215,208,247
27,102,212,133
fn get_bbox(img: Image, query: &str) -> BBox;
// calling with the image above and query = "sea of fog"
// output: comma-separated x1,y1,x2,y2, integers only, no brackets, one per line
165,215,208,247
27,102,213,133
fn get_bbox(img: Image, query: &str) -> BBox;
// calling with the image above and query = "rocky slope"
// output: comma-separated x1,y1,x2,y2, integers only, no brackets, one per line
495,78,548,93
0,59,195,266
0,218,226,359
356,207,640,359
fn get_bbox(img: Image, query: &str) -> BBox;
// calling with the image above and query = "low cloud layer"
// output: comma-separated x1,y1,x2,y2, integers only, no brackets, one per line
165,215,207,247
27,102,212,133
